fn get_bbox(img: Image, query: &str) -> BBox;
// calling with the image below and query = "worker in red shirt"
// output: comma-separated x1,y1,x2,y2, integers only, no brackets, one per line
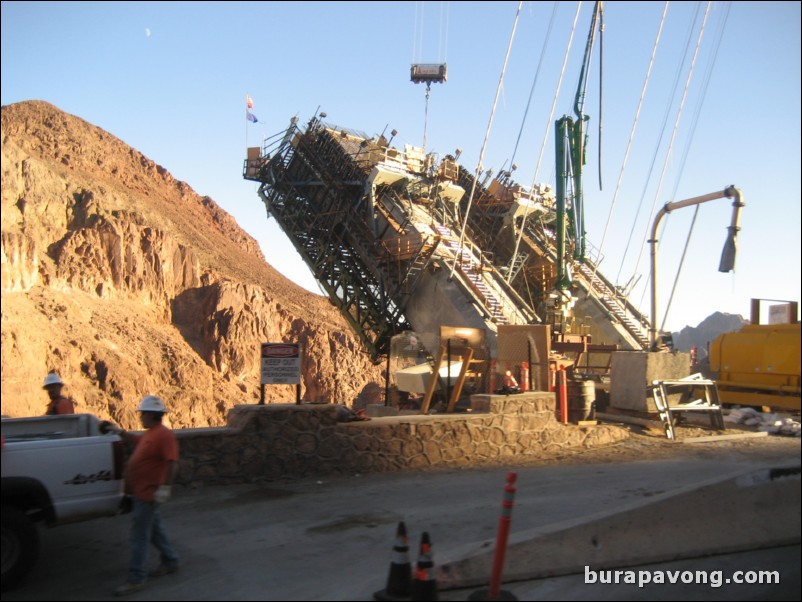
106,396,180,596
43,372,75,415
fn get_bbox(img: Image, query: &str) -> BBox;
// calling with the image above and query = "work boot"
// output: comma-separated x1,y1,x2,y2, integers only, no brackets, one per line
114,582,145,596
149,564,179,577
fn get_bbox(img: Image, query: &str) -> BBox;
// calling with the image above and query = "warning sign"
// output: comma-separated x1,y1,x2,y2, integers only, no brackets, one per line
260,343,301,385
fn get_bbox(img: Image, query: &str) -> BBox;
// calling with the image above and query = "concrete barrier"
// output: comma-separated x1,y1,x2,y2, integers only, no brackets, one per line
437,464,801,589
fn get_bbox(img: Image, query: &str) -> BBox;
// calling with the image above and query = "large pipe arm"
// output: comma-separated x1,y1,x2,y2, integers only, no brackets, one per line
649,186,744,349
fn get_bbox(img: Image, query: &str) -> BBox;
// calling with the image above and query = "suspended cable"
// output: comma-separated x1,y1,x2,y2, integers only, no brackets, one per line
509,2,559,170
413,1,450,152
438,1,444,61
415,1,427,64
668,3,729,205
590,2,669,290
423,84,431,151
661,1,731,330
597,4,604,189
634,1,712,317
443,2,451,63
615,1,700,286
412,2,419,64
533,2,584,185
507,1,584,282
438,1,450,63
420,2,426,64
451,1,523,278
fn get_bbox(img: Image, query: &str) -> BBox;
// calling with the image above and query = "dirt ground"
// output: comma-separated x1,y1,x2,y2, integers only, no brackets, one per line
495,418,801,470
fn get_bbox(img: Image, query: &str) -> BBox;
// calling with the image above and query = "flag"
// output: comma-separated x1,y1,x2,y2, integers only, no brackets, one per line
246,111,258,123
246,94,254,109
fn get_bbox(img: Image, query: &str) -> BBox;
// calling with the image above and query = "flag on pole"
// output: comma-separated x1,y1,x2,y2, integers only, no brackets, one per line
246,94,258,122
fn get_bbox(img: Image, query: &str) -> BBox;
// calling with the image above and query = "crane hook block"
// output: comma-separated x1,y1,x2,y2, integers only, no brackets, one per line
411,63,447,84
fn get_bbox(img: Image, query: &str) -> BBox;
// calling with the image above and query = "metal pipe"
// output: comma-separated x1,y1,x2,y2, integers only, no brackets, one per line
649,186,742,348
719,187,744,272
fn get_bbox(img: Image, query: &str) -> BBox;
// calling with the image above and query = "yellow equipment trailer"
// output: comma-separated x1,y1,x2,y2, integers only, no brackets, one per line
710,320,801,411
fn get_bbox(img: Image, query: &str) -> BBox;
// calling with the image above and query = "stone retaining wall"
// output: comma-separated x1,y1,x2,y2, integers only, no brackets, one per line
174,393,628,487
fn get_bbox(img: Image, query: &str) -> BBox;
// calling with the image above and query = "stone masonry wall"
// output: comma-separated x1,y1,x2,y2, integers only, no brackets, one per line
173,393,628,487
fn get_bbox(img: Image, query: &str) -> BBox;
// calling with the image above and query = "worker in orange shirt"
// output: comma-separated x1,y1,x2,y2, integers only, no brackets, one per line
105,396,180,596
43,372,75,415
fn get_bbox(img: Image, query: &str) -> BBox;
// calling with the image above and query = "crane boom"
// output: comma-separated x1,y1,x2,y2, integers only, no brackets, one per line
554,1,604,297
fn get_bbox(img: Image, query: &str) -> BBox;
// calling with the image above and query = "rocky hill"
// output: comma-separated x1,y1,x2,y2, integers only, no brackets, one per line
1,100,383,428
672,311,749,359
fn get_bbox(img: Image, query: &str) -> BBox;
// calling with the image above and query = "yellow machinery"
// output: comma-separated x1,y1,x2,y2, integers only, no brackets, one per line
710,307,800,411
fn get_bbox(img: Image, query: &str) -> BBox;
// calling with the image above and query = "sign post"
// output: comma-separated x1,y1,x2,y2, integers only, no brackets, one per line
260,343,302,405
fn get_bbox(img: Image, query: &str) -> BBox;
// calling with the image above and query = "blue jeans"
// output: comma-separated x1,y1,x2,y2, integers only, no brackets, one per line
128,498,179,583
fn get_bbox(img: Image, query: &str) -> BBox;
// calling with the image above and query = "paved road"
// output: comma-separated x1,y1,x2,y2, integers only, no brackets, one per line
5,449,799,601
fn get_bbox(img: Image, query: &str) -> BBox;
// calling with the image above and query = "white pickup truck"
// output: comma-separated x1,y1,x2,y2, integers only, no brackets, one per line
1,413,125,591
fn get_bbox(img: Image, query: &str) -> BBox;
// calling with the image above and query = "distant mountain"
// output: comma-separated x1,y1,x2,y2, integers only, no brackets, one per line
672,311,749,359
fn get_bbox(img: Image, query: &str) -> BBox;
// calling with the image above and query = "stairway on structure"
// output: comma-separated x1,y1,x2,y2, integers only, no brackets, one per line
528,224,650,348
433,224,508,323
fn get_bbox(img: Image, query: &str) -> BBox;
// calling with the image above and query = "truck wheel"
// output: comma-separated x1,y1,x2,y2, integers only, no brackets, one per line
1,505,40,592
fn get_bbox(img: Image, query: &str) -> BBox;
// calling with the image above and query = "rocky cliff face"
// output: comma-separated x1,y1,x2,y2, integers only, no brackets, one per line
672,311,749,359
1,101,383,428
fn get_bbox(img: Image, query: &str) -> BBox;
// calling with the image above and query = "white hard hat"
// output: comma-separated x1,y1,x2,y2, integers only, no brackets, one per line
43,372,64,388
137,395,167,413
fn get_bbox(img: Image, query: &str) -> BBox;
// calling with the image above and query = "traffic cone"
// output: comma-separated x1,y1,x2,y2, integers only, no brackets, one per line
410,532,437,601
374,521,412,601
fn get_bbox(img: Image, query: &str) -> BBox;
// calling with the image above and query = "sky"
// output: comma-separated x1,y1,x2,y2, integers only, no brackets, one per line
2,1,800,333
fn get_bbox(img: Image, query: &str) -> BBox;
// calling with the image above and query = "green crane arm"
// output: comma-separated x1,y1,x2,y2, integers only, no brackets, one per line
554,1,604,292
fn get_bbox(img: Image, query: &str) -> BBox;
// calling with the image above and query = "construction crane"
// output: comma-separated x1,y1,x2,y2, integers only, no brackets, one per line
242,1,657,379
553,1,604,318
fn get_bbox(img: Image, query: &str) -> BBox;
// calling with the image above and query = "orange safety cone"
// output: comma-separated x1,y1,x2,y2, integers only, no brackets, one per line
410,532,437,601
504,370,519,388
374,522,412,601
520,362,529,392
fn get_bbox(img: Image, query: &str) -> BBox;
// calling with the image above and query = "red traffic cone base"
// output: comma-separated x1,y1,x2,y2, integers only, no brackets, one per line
410,532,437,601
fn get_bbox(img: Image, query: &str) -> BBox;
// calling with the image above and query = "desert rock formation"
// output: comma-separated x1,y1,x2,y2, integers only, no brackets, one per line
1,101,383,428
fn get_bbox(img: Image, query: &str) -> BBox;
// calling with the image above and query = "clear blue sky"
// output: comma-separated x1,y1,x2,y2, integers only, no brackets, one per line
3,1,800,332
